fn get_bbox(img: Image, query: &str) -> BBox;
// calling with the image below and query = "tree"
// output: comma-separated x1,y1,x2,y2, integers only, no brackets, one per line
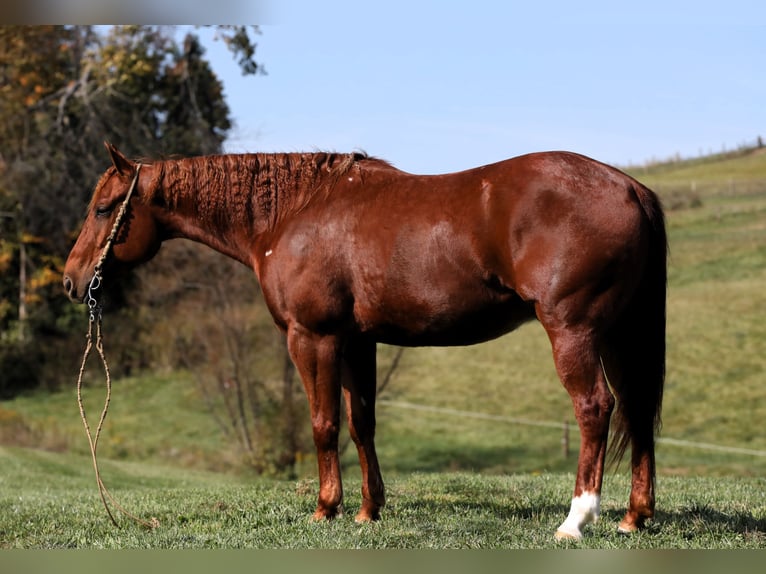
0,26,92,394
0,25,259,394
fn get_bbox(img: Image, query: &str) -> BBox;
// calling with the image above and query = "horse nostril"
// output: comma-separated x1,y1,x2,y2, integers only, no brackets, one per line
63,275,73,296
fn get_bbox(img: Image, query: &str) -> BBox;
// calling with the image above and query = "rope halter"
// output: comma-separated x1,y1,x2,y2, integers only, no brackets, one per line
86,163,142,320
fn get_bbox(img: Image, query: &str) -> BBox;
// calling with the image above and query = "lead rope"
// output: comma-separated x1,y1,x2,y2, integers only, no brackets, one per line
75,164,158,529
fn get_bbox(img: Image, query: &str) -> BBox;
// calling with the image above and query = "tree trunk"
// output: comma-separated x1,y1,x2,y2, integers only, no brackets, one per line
18,239,27,342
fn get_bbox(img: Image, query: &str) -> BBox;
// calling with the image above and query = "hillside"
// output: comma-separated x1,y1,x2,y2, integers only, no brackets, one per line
627,146,766,209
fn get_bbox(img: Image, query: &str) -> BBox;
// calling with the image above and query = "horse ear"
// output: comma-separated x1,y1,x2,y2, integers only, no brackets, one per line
104,141,135,177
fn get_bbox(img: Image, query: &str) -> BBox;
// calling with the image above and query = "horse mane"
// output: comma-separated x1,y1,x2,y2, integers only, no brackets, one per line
146,151,381,231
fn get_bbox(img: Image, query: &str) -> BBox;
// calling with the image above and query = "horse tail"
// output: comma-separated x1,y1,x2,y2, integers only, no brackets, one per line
604,181,667,466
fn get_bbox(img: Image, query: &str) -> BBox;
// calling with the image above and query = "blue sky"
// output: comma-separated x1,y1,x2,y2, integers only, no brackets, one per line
195,1,764,174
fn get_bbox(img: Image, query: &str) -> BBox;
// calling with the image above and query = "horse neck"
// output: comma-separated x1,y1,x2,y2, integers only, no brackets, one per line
149,153,355,265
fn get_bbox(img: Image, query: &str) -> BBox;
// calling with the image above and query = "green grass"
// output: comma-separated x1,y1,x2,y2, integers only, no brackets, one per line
1,147,765,548
628,147,766,190
0,373,243,470
1,446,764,549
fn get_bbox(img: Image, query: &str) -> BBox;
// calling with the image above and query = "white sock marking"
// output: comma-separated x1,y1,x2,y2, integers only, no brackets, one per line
556,492,601,539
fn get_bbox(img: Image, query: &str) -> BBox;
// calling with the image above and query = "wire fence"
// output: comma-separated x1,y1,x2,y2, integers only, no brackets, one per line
378,399,766,459
655,177,766,195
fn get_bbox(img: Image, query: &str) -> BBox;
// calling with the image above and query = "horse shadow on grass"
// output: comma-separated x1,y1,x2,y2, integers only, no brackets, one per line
388,496,765,545
343,443,765,543
649,505,766,542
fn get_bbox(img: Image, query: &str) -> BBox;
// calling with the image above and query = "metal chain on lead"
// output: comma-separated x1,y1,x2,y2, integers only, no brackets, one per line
86,272,103,323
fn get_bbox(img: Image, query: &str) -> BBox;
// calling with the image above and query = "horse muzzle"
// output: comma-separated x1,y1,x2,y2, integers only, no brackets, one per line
62,273,88,304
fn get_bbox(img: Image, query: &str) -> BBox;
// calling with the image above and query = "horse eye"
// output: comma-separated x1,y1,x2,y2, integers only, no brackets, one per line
95,205,114,218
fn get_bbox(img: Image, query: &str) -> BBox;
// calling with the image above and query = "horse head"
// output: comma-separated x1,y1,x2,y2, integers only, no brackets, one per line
63,142,162,303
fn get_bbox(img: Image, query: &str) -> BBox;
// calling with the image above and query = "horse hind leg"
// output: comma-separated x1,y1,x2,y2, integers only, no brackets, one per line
341,337,385,522
601,319,661,534
543,323,615,540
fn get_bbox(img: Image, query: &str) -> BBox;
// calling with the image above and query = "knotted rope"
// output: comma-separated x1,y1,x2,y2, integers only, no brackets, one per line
75,164,158,529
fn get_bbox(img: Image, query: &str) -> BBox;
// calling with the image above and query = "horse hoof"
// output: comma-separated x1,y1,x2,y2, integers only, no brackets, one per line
618,510,649,534
554,528,582,541
354,509,381,523
617,519,639,534
312,506,342,521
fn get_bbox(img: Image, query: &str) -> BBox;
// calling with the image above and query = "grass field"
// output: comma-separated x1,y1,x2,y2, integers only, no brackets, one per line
1,147,765,548
1,446,764,549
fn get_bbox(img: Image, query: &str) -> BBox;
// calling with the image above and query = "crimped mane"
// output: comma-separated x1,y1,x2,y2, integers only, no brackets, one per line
147,151,378,230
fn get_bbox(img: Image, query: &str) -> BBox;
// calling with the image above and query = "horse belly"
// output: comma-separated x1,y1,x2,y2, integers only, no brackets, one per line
361,281,536,347
349,211,536,345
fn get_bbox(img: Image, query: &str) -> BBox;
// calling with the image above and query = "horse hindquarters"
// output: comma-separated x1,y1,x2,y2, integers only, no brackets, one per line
551,181,667,537
533,184,666,539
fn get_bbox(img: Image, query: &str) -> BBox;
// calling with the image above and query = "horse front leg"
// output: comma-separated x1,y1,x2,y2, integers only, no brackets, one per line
545,325,615,540
287,325,344,520
341,337,385,522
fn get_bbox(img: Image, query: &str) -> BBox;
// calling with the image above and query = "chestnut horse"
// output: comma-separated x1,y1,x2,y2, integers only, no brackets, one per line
64,142,666,539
